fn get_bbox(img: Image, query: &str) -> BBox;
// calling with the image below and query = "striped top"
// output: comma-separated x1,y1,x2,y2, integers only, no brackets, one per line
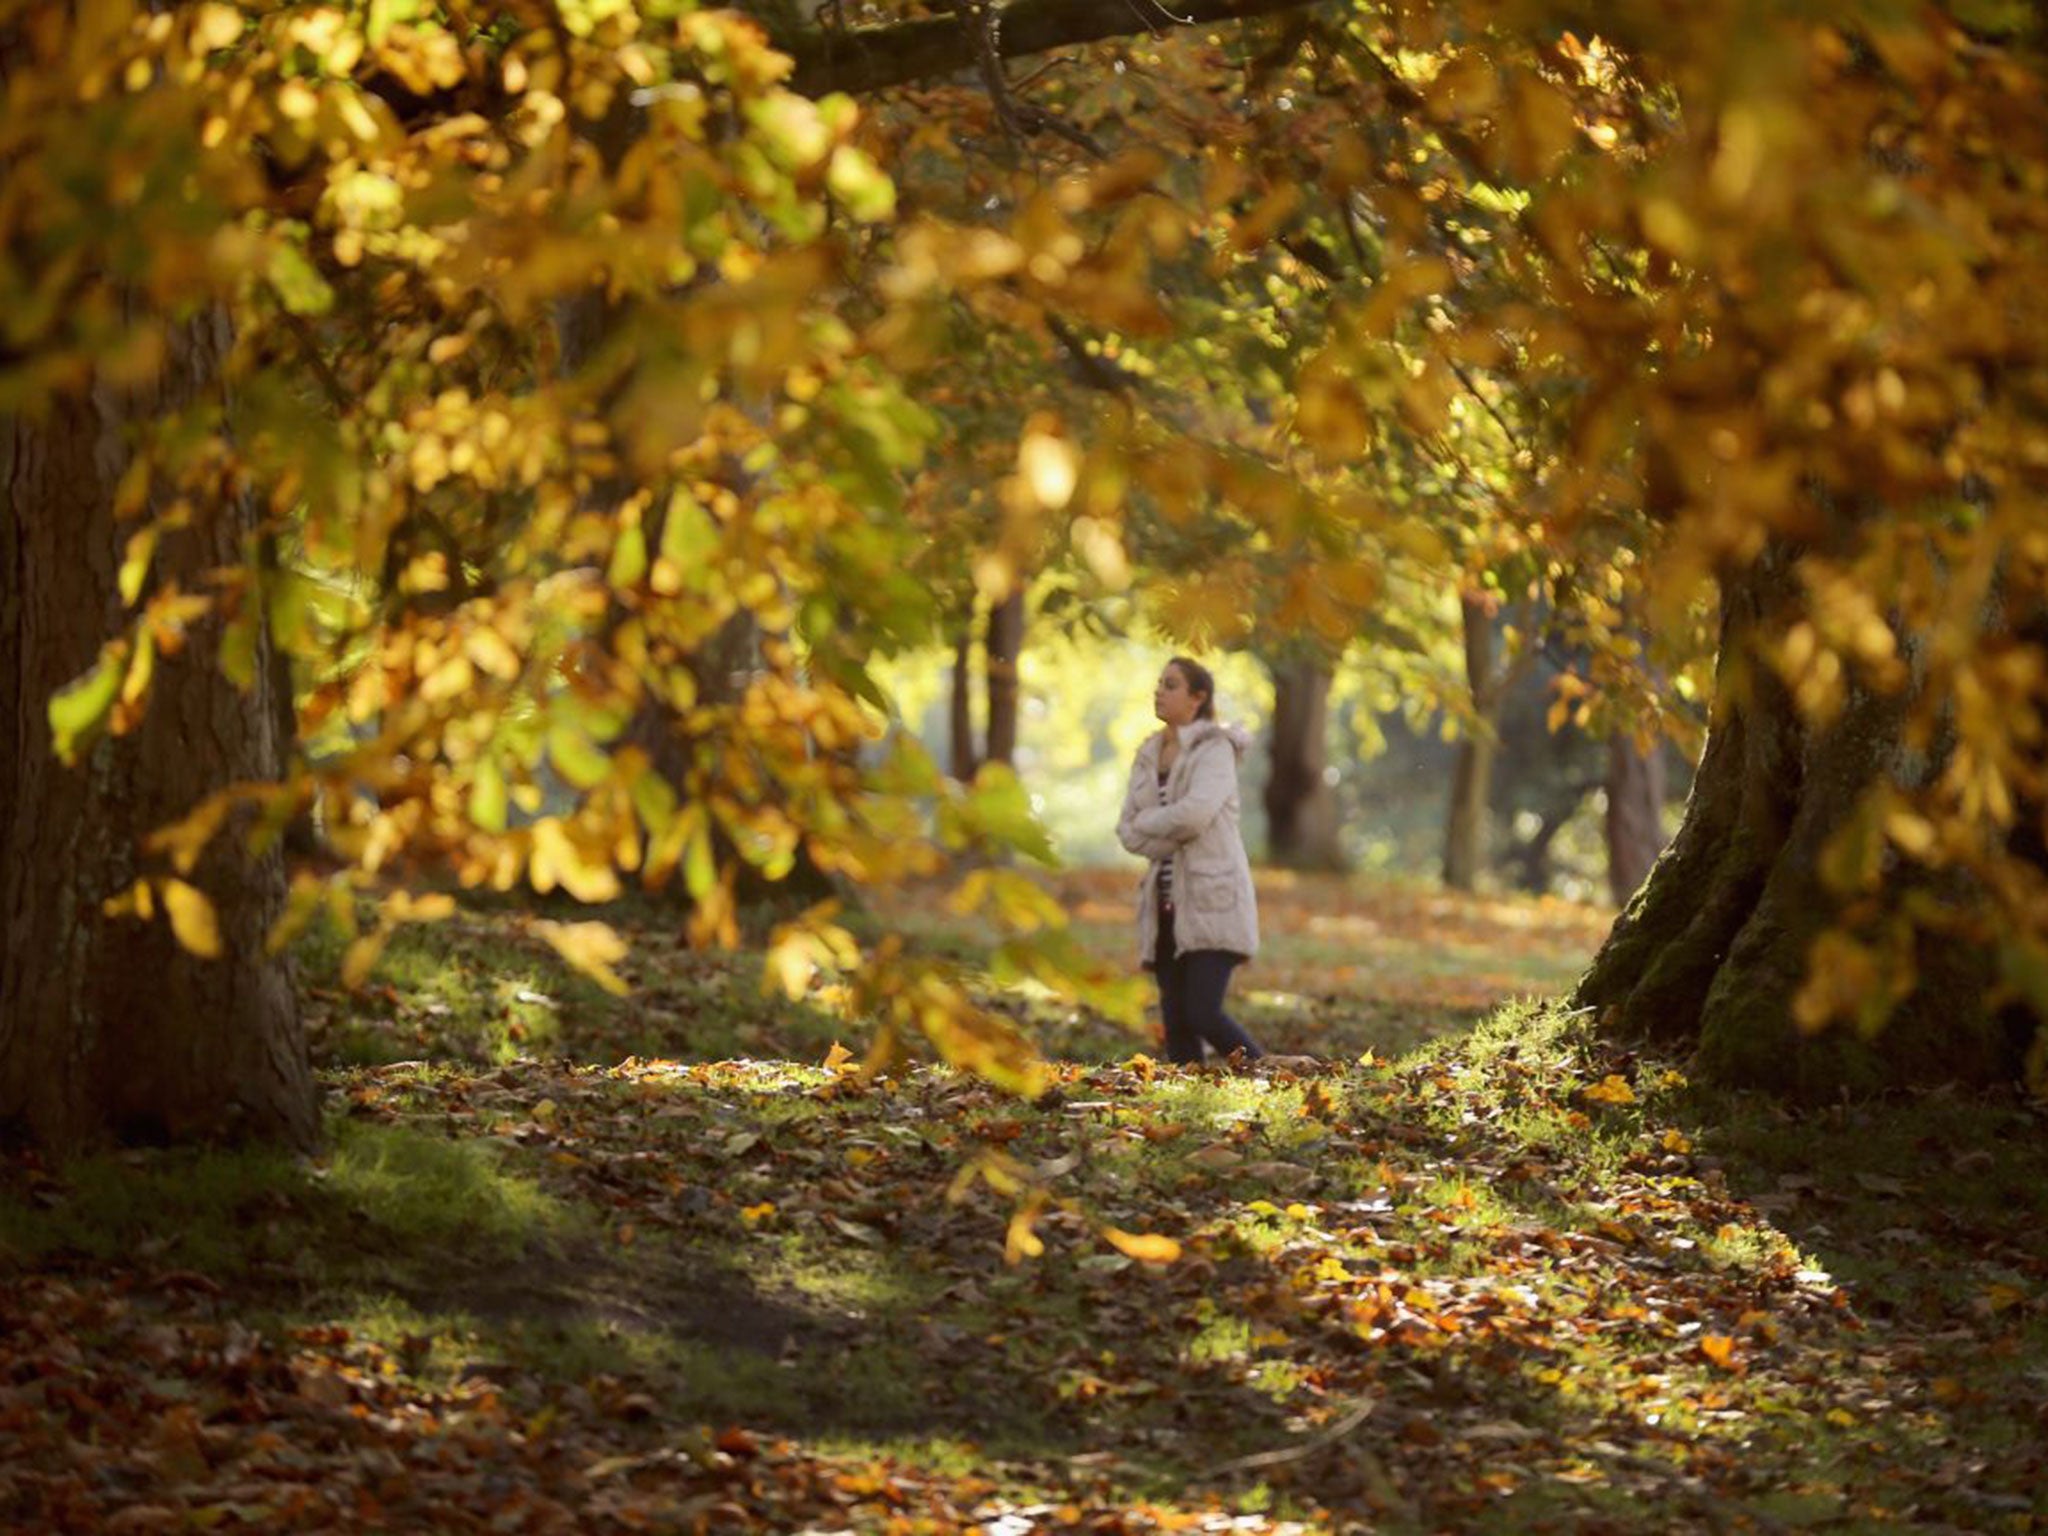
1156,768,1173,908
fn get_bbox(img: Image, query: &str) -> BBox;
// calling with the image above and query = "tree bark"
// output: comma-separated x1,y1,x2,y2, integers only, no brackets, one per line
1575,546,2022,1094
1443,596,1499,891
1264,656,1346,870
1,314,316,1152
1604,733,1666,906
780,0,1321,98
1442,736,1498,891
949,591,1027,779
949,623,978,782
983,588,1025,769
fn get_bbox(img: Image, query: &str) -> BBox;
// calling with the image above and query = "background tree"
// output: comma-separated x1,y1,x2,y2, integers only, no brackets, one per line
1264,647,1348,870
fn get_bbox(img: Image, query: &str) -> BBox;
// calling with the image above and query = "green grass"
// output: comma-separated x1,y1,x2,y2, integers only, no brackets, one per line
0,1119,573,1277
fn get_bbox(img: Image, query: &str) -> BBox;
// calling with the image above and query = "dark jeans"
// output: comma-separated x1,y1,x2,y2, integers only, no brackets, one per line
1154,903,1262,1066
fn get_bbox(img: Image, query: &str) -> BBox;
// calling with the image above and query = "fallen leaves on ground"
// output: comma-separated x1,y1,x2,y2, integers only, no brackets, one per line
6,876,2045,1533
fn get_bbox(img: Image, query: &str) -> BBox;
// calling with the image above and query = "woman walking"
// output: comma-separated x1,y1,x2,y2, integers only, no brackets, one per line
1117,657,1269,1067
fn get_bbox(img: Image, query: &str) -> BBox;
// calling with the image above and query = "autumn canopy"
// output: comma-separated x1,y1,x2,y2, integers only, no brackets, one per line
4,0,2047,1150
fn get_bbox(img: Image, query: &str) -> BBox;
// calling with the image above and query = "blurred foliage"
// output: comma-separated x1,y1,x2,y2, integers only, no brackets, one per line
9,0,2048,1082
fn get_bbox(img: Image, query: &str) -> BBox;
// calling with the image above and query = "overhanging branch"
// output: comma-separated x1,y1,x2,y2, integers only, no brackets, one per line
781,0,1330,98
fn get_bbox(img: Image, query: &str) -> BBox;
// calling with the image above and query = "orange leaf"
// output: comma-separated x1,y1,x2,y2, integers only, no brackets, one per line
1103,1227,1182,1265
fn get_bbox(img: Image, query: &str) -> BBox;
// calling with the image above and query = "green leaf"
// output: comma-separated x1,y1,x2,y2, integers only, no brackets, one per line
547,723,613,791
47,644,126,764
965,762,1057,866
366,0,422,45
682,804,717,902
630,769,677,836
607,521,647,591
269,239,335,317
827,145,896,223
655,489,717,589
470,755,508,832
118,528,157,608
219,604,260,691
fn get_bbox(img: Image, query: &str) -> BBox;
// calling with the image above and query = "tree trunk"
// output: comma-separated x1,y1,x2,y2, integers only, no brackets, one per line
1604,733,1666,906
1443,596,1498,891
1264,656,1346,870
1,314,316,1152
1442,737,1498,891
949,623,978,782
983,589,1025,769
1575,546,2021,1094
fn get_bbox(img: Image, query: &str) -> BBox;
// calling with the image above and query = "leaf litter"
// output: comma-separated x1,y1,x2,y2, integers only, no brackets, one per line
4,873,2045,1532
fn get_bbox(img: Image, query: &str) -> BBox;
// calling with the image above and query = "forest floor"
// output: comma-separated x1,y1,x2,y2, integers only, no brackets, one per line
3,868,2045,1534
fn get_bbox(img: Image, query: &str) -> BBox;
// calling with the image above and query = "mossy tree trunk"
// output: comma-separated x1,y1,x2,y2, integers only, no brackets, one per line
1575,545,2025,1094
0,316,317,1152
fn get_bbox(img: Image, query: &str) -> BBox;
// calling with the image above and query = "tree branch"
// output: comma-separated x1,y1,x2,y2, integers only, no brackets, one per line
781,0,1329,98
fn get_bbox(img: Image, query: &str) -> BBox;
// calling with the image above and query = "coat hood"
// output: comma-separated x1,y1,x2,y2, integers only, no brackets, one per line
1184,719,1253,756
1142,720,1253,760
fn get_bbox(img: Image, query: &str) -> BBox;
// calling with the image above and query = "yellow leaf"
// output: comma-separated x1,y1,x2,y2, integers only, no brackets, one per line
1103,1227,1181,1265
1005,1202,1045,1265
535,919,631,996
1698,1334,1739,1371
161,880,222,958
418,652,475,703
1583,1074,1637,1105
190,2,244,51
463,625,522,681
530,818,622,903
1018,427,1080,512
341,930,388,988
764,938,817,1000
822,1040,855,1072
387,890,456,922
1982,1282,2026,1314
119,527,158,608
101,879,155,921
1228,182,1302,252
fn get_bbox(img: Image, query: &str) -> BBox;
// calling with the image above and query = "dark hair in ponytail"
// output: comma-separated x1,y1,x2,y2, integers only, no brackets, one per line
1167,656,1216,719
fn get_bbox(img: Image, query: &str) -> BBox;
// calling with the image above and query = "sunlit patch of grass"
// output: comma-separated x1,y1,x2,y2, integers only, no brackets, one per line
323,1121,573,1251
1141,1073,1289,1125
296,910,593,1067
762,1233,940,1314
324,1295,479,1389
1697,1219,1793,1275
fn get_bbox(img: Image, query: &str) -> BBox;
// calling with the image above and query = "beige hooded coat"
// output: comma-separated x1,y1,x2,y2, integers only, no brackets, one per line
1116,720,1260,967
